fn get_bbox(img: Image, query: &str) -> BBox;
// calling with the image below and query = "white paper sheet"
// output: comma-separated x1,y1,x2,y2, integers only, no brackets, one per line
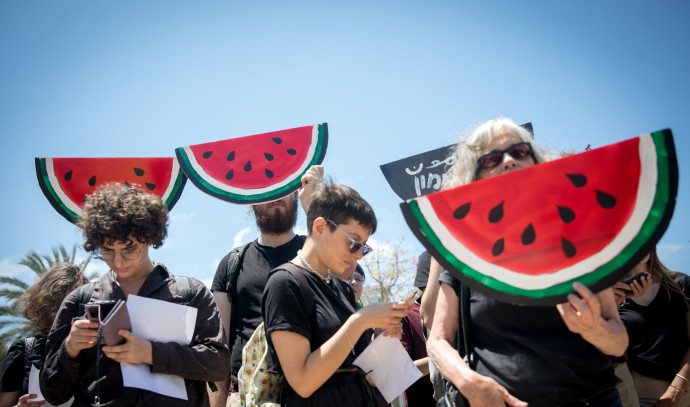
120,294,198,400
353,334,422,403
28,365,73,407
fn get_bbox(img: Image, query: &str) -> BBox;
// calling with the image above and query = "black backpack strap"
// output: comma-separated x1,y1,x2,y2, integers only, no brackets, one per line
174,276,195,305
225,242,252,303
280,262,315,317
457,281,473,367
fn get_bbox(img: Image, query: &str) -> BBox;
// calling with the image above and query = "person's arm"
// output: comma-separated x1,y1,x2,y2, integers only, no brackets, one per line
271,302,407,398
556,283,628,356
657,311,690,406
420,258,443,329
121,280,231,382
427,283,526,407
208,292,232,407
298,165,323,213
0,391,21,407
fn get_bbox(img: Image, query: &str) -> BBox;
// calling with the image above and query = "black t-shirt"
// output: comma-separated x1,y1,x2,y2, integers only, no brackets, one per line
0,335,46,395
262,264,369,375
619,273,690,381
210,235,306,380
439,270,617,406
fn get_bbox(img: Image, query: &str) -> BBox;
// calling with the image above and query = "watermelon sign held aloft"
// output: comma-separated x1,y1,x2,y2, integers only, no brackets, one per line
401,129,678,305
35,157,187,223
175,123,328,205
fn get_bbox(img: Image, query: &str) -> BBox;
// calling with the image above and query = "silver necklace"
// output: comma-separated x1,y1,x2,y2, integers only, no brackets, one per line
297,251,332,284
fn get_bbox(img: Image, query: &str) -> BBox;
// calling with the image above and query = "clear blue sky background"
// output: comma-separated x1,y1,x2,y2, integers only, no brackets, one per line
1,1,688,288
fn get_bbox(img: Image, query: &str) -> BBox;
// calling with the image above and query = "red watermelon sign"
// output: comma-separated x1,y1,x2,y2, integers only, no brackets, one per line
401,129,678,305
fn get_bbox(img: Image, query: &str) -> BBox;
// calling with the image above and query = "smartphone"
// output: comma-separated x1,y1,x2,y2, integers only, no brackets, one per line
84,304,101,323
622,271,650,293
401,287,423,305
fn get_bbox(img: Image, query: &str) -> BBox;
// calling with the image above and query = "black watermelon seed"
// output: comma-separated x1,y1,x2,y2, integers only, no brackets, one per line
561,237,577,258
244,161,252,172
264,153,274,161
287,149,297,156
226,169,234,180
557,206,576,223
88,176,96,187
596,190,617,209
145,183,156,191
64,170,73,181
566,174,587,188
453,203,471,219
488,201,504,223
134,167,145,176
521,223,535,245
265,169,274,179
492,238,504,256
202,151,213,159
227,151,235,161
272,137,282,144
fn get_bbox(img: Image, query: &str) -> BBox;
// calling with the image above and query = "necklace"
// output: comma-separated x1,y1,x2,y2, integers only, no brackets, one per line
297,251,332,284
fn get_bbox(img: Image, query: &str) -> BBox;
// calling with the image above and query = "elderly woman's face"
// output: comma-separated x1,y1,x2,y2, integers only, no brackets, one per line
476,129,535,180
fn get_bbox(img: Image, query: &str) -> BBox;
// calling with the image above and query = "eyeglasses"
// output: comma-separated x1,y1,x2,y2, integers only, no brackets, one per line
347,274,365,284
327,220,373,256
95,245,143,262
476,142,535,170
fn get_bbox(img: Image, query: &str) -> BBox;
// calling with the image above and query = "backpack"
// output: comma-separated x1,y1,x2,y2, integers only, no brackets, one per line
237,263,314,407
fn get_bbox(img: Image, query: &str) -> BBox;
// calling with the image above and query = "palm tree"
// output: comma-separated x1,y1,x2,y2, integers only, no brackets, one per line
0,244,96,360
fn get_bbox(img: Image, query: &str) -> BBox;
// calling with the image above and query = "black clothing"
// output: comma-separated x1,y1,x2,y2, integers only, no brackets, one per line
40,265,230,407
439,270,618,407
211,235,305,381
262,264,374,406
414,250,432,289
0,335,46,395
619,274,690,382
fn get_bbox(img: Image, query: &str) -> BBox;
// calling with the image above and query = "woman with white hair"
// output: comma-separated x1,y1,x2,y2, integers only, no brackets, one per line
426,118,628,407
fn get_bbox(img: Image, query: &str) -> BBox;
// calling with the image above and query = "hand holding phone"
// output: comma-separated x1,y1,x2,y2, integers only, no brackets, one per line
84,304,101,324
401,287,423,305
622,271,650,294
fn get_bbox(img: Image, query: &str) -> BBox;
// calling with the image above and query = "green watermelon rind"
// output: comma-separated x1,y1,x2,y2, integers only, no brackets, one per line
402,130,677,304
175,124,328,205
35,157,188,224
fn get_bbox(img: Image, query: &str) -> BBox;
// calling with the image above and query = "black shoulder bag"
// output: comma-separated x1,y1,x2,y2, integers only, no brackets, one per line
437,282,472,407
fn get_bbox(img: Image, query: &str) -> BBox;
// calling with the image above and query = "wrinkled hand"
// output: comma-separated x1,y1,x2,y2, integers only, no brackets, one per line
101,330,153,365
65,318,99,359
16,393,47,407
556,282,605,340
462,372,528,407
655,385,684,407
299,165,324,212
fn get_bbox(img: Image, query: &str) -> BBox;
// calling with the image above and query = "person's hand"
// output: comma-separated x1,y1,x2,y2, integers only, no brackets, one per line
64,319,99,359
556,282,605,340
298,165,324,212
101,330,153,365
612,282,629,305
356,302,409,333
461,371,528,407
15,393,47,407
655,384,684,407
612,274,652,305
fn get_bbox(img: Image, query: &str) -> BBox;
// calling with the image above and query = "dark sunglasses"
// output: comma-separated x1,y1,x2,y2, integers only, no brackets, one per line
327,219,373,256
476,142,535,170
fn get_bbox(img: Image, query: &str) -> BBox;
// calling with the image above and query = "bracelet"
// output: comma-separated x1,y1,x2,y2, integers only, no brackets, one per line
670,383,687,394
344,330,356,357
677,373,690,386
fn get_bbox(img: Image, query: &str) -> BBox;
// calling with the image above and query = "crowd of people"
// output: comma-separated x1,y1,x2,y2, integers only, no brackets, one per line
0,117,687,407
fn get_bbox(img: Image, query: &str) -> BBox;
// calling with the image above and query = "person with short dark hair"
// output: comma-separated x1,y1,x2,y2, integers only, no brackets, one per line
0,262,88,407
39,183,230,407
262,182,410,406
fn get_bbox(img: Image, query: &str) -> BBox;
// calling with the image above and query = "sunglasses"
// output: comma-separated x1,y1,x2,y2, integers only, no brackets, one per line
327,219,373,256
476,142,535,171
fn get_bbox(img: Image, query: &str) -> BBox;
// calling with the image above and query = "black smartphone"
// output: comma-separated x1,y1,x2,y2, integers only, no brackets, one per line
84,304,101,323
622,271,650,293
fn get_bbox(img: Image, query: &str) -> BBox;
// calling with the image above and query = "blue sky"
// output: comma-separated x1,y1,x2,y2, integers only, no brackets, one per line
1,1,688,288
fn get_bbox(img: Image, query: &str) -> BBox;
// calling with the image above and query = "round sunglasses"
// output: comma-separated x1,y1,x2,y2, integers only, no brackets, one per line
476,142,535,170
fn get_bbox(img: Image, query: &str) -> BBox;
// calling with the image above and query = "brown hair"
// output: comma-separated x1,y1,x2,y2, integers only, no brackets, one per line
77,183,169,252
306,183,377,235
18,262,89,335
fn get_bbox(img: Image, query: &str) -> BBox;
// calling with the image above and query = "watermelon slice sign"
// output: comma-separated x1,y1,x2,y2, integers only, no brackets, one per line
36,157,187,223
176,123,328,204
401,129,678,305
